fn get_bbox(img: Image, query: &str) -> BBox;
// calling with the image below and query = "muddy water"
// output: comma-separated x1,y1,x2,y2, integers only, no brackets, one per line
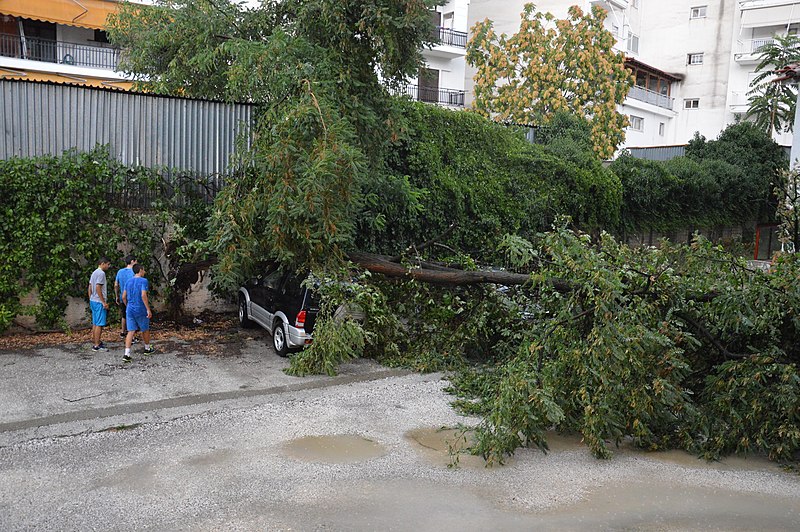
401,427,800,530
283,434,386,464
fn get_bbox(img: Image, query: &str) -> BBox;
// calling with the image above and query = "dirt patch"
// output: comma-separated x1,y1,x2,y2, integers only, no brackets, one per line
0,311,245,356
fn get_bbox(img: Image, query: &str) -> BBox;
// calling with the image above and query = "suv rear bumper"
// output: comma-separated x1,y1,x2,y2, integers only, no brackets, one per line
286,324,312,349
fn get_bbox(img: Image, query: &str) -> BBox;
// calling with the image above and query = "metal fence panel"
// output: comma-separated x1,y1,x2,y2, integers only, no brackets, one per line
0,79,252,176
627,145,686,161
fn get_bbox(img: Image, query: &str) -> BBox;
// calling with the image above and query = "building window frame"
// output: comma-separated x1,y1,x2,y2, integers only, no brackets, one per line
690,6,707,19
687,52,704,65
627,33,639,54
684,98,700,109
659,122,665,136
629,115,644,131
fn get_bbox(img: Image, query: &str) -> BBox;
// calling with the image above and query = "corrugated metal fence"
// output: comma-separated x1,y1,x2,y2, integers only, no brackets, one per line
0,79,253,176
626,145,686,161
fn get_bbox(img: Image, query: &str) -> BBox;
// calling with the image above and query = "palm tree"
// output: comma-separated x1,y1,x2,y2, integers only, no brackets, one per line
746,34,800,134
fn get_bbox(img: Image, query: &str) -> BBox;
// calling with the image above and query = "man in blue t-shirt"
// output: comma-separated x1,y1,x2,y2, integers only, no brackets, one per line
114,255,137,340
122,264,154,362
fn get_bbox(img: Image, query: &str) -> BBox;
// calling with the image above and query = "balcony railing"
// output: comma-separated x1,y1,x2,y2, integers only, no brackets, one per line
434,27,467,48
737,37,776,55
0,33,120,70
628,85,674,110
397,84,466,107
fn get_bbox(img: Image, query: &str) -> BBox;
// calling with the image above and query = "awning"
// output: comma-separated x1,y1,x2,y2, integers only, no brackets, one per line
0,67,133,90
0,0,119,30
741,4,800,29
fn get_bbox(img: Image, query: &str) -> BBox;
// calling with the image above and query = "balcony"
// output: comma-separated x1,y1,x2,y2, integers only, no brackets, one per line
426,27,468,58
740,1,800,28
0,33,120,70
627,85,674,110
396,84,465,107
734,37,777,62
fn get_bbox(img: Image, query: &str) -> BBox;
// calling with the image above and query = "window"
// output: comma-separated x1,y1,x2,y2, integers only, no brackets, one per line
659,122,665,136
627,34,639,54
687,53,704,65
442,11,454,29
93,29,109,43
690,6,707,19
611,23,619,36
684,98,700,109
629,115,644,131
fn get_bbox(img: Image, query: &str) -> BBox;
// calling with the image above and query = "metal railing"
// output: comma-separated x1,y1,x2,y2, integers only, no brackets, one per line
0,33,120,70
737,37,776,55
627,85,674,110
433,27,467,48
397,84,466,107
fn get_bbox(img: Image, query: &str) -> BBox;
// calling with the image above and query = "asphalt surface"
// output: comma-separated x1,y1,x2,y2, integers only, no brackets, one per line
1,334,800,531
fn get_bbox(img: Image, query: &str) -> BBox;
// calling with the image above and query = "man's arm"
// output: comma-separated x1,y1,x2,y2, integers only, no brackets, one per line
95,283,108,309
122,289,128,306
114,280,120,303
142,289,152,319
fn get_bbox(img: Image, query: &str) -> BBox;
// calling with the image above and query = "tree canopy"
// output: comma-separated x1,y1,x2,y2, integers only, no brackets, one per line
467,3,632,158
746,34,800,134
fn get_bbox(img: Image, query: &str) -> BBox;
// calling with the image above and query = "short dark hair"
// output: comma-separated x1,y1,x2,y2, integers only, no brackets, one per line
124,254,137,265
98,256,111,265
132,263,144,274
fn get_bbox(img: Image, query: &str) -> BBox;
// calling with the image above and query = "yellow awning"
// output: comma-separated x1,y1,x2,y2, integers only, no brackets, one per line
0,67,134,90
0,0,120,30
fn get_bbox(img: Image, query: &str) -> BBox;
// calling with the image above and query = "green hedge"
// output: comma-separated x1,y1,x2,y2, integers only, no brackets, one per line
357,102,622,258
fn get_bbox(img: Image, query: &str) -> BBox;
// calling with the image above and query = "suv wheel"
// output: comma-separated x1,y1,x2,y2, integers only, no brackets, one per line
273,320,290,357
239,295,255,329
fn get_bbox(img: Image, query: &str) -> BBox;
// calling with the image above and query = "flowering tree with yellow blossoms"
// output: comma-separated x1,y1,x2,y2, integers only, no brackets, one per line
467,3,632,159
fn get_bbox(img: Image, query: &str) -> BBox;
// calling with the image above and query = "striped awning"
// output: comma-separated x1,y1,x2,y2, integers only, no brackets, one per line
0,0,119,30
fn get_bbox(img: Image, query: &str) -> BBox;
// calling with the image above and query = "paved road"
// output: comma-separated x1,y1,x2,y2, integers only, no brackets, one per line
1,337,799,531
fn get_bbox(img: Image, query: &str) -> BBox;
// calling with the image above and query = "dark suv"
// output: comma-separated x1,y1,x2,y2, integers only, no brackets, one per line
238,267,319,356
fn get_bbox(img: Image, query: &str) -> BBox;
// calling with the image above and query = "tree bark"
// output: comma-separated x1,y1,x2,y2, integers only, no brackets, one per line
348,251,537,287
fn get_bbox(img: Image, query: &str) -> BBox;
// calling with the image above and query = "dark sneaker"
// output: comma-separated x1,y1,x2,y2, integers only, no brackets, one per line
132,337,141,344
119,332,126,339
98,342,108,349
122,354,132,363
91,345,108,352
142,346,155,355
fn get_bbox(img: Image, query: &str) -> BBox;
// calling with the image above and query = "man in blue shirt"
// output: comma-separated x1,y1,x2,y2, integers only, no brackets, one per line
114,255,137,341
122,264,154,362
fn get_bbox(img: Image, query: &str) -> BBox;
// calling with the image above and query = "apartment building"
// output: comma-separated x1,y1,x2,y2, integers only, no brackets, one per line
0,0,131,89
467,0,800,150
400,0,469,108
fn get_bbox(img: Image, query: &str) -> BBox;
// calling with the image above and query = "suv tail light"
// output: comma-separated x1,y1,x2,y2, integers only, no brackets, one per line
295,310,306,328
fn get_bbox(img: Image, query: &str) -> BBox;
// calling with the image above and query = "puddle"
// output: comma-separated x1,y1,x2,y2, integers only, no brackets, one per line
540,480,800,531
282,434,386,464
406,427,505,468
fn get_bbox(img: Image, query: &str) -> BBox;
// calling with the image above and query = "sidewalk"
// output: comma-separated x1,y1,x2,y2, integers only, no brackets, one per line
0,332,408,446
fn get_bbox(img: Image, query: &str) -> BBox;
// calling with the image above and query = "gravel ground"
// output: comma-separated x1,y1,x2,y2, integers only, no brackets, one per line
2,372,799,531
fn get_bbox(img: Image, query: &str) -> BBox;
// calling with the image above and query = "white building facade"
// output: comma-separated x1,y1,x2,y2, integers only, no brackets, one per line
466,0,800,150
400,0,469,108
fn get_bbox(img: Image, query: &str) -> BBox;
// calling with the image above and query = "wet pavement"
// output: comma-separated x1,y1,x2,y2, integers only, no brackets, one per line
1,337,799,530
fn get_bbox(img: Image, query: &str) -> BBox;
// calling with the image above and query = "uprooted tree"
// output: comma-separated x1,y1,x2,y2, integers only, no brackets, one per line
105,0,800,465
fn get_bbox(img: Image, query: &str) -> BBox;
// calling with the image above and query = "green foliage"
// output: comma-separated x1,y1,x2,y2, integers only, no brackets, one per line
0,148,157,331
745,34,800,134
362,102,621,259
612,122,785,231
774,166,800,251
446,226,800,465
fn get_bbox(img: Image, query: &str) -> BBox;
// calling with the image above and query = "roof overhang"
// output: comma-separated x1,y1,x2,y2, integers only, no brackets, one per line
0,0,120,30
624,57,683,82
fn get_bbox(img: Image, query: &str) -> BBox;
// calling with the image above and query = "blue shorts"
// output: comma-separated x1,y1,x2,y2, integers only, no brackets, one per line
90,301,107,326
126,311,150,332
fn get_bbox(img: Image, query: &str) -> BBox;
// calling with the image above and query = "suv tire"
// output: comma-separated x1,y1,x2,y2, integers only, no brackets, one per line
273,319,290,357
239,295,255,329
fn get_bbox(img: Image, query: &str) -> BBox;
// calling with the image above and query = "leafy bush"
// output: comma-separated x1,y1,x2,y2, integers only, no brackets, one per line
446,226,800,465
361,102,621,259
